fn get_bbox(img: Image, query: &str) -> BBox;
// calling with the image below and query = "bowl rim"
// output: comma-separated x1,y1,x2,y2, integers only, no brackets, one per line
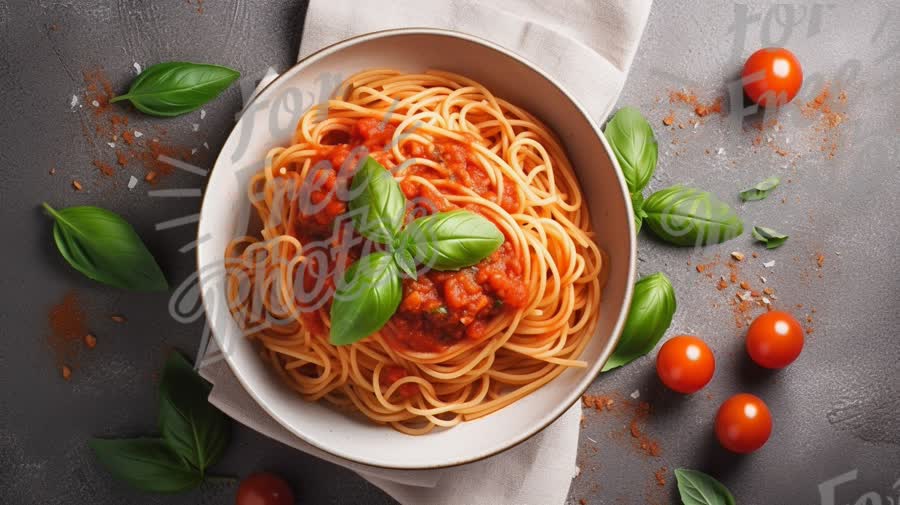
198,26,636,470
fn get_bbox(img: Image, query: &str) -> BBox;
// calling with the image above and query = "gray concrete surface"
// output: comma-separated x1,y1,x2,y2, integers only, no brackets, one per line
1,1,897,504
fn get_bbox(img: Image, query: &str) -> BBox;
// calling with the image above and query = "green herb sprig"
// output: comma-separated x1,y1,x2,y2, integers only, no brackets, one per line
675,469,736,505
604,108,744,246
42,203,168,291
740,176,780,202
603,272,676,372
329,157,504,345
752,225,789,249
90,352,231,493
111,62,240,117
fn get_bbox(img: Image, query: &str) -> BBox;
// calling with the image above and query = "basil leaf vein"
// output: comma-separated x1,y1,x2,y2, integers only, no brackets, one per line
603,272,676,372
739,176,781,201
110,62,240,117
604,107,658,194
643,186,744,246
158,352,230,473
400,210,504,271
752,225,788,249
42,203,168,291
89,438,201,493
675,469,736,505
348,157,406,245
330,252,402,345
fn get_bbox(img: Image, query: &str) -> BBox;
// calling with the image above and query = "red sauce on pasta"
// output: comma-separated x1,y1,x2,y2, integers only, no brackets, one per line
287,118,527,353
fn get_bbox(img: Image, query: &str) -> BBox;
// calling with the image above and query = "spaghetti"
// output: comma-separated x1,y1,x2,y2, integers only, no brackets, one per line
225,69,606,434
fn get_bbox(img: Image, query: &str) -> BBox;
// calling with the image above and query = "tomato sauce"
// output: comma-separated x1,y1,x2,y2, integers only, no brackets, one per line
286,118,527,353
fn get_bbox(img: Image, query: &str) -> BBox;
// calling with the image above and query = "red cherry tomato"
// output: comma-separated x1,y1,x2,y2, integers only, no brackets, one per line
742,47,803,107
715,393,772,453
746,310,804,369
236,473,294,505
656,335,715,394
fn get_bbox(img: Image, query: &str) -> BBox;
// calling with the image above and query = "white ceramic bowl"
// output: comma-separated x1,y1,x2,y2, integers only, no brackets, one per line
197,28,635,469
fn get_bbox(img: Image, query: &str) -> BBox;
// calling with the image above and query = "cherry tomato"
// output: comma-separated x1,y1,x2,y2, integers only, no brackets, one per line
741,47,803,107
746,310,804,369
715,393,772,453
656,335,715,394
236,473,294,505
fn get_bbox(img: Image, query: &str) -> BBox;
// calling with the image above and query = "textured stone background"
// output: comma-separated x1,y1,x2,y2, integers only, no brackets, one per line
0,1,897,504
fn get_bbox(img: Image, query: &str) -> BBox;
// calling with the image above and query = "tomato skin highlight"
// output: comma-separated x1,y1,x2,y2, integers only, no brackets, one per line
715,393,773,453
742,47,803,107
236,473,294,505
746,310,804,369
655,335,716,394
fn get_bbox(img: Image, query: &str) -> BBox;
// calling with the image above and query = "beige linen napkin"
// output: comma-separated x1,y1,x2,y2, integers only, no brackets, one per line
200,1,651,503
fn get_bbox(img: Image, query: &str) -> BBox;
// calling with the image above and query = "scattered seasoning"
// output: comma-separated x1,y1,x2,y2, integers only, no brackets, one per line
800,85,848,159
84,333,97,349
49,167,57,175
654,467,668,487
730,251,745,262
816,253,825,268
48,291,88,380
662,111,675,126
110,314,127,323
145,171,158,183
80,68,200,187
72,180,83,191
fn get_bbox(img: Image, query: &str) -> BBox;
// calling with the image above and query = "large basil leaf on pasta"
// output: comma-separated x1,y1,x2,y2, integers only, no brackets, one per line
400,210,504,271
42,203,168,291
675,469,736,505
603,272,676,372
643,186,744,246
604,107,658,194
110,62,240,117
330,252,402,345
348,157,406,245
158,352,230,474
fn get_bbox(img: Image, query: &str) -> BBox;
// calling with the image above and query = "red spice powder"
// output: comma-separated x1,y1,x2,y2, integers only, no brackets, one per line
80,68,198,186
654,467,668,487
47,291,88,378
801,85,847,159
669,90,724,118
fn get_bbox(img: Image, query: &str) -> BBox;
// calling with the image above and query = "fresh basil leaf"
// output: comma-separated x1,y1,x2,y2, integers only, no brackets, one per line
400,210,504,271
110,62,240,117
740,176,781,202
643,186,744,246
394,248,417,278
158,352,229,474
603,272,676,372
348,157,406,245
42,203,168,291
631,192,647,234
89,438,201,493
330,252,402,345
675,469,736,505
604,107,658,193
752,225,789,249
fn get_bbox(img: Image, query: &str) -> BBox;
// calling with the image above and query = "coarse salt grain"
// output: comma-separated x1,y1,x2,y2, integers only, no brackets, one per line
203,142,209,150
574,466,581,478
200,109,206,120
762,296,771,305
70,95,79,108
127,176,138,189
91,100,100,107
133,131,143,138
192,123,200,132
630,390,640,399
739,291,752,301
191,148,198,155
759,276,767,283
763,260,775,268
133,62,142,74
107,142,116,148
717,148,725,155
